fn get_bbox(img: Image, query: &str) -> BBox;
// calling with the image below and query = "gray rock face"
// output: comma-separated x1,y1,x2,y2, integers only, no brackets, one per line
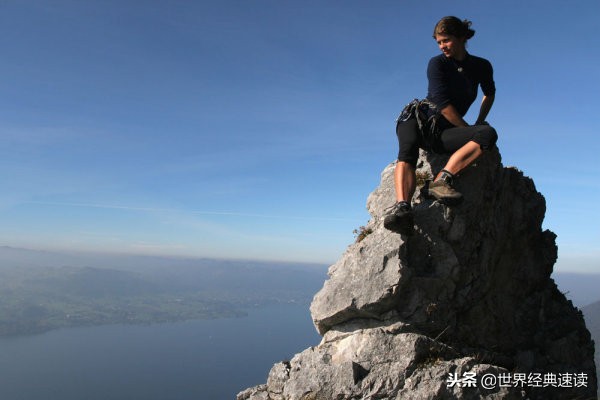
238,149,597,400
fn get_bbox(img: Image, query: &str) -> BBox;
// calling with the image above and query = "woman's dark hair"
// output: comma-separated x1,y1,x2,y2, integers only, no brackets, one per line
433,16,475,40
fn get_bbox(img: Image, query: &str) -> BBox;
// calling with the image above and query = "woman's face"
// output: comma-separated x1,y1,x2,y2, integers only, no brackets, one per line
435,33,466,59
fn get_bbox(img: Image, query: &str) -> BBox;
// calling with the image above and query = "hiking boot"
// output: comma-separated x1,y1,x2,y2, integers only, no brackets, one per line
384,202,414,235
428,179,463,205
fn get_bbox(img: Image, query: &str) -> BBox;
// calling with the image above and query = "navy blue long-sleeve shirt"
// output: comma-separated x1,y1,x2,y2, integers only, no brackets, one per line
426,53,495,118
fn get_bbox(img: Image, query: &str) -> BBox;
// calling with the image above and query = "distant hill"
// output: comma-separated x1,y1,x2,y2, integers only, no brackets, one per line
582,300,600,334
582,300,600,379
0,245,328,272
0,246,328,295
552,272,600,307
0,246,328,336
548,270,599,379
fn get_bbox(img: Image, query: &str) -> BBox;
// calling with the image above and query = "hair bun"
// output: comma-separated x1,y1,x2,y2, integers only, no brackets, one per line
462,19,475,39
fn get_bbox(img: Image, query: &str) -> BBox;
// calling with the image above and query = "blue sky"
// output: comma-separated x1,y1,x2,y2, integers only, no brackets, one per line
1,1,598,270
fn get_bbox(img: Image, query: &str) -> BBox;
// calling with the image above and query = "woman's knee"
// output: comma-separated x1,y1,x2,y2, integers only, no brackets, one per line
477,125,498,150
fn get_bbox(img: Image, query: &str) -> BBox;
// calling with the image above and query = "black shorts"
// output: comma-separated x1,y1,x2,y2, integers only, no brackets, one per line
396,119,498,167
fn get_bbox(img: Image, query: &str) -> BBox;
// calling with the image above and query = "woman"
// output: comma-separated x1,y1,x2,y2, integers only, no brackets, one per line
384,16,498,235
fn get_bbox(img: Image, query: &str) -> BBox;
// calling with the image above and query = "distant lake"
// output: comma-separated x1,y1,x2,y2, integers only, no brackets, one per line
0,303,320,400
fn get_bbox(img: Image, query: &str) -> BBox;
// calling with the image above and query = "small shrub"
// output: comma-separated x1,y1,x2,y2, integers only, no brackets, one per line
353,226,373,243
416,170,433,187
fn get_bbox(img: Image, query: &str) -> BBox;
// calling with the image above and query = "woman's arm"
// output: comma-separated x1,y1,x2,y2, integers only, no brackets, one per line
475,94,495,125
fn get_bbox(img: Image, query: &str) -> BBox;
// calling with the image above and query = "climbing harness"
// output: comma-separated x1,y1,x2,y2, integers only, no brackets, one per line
396,99,442,151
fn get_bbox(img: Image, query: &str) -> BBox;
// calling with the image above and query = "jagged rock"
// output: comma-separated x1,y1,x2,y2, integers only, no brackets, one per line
238,149,597,400
237,385,269,400
261,329,522,400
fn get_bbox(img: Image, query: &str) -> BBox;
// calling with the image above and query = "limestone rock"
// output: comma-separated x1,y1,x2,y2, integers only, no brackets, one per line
237,385,269,400
238,149,597,400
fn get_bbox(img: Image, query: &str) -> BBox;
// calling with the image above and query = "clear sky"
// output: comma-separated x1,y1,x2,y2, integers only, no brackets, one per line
1,1,598,270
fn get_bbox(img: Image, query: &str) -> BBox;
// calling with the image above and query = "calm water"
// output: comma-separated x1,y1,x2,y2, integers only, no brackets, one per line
0,303,320,400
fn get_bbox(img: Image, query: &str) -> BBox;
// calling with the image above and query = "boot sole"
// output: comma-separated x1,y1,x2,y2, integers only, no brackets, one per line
427,189,463,206
431,195,463,206
384,215,415,236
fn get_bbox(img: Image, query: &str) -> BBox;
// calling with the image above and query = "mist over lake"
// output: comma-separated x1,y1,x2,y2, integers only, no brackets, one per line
0,246,327,336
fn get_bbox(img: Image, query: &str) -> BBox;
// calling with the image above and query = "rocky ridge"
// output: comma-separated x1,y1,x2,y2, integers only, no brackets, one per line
238,149,597,400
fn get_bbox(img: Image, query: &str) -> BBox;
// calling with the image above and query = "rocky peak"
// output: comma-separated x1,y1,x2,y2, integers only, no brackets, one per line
239,149,597,400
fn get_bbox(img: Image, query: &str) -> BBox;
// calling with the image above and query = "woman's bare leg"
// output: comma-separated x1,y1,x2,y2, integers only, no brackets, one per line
429,140,484,204
394,161,416,202
435,140,483,180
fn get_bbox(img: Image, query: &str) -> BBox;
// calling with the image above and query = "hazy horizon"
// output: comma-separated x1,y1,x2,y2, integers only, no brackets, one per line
1,244,598,309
